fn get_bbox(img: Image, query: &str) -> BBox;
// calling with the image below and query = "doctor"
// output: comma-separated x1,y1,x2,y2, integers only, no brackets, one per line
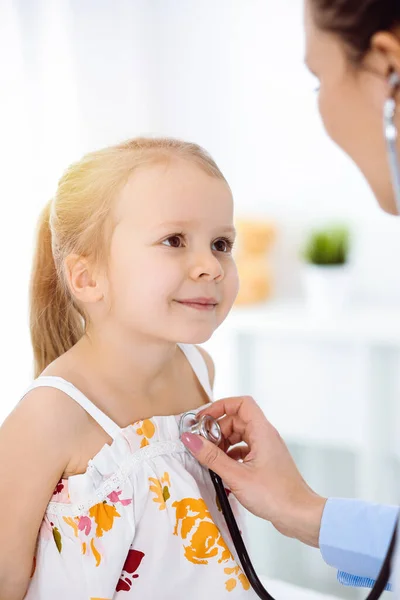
181,0,400,593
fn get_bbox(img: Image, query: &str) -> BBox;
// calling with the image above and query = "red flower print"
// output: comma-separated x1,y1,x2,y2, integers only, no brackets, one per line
53,480,64,495
116,549,145,592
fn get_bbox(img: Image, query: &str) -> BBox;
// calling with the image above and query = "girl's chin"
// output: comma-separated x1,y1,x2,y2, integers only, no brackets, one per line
174,326,216,346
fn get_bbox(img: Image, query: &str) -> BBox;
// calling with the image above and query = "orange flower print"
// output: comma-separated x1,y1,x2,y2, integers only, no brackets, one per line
89,501,121,537
172,497,250,592
172,498,230,564
116,549,145,592
134,419,155,447
90,538,101,567
63,516,79,537
149,472,171,510
224,566,250,592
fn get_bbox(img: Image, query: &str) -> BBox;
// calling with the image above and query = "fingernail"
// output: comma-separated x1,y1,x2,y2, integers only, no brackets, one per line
181,432,203,454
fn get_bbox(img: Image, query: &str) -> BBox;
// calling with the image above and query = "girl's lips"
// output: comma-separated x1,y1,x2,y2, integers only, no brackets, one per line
176,298,218,311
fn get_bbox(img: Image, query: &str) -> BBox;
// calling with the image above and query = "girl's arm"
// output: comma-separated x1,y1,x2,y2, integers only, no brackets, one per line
0,388,76,600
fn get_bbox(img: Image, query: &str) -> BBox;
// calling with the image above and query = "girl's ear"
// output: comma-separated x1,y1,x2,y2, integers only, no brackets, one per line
64,254,105,305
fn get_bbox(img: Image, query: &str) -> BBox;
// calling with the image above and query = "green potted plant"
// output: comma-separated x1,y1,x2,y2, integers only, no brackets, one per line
301,224,352,315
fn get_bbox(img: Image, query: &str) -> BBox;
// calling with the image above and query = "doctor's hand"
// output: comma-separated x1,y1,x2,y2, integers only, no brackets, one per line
181,396,327,548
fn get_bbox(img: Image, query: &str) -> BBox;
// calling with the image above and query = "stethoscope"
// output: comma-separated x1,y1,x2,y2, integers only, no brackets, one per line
179,411,398,599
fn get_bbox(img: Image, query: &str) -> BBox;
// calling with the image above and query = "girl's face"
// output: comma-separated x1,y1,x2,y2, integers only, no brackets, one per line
304,0,400,215
104,159,239,344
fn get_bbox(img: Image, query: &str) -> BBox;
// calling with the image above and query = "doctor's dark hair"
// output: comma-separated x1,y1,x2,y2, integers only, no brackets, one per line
29,137,227,378
311,0,400,63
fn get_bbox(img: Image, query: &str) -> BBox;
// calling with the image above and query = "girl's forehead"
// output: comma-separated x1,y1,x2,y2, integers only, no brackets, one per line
114,160,233,226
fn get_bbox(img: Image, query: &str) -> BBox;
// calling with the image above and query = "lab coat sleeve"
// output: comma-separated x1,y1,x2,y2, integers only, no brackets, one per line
319,498,399,590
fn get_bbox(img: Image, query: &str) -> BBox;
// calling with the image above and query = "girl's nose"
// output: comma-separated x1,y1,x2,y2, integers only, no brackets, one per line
189,251,224,282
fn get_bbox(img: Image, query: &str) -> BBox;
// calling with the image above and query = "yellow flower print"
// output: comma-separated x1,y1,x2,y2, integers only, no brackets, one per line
90,537,101,567
224,566,250,592
134,419,156,447
63,516,78,537
173,498,231,564
149,472,171,510
172,497,249,592
89,501,121,537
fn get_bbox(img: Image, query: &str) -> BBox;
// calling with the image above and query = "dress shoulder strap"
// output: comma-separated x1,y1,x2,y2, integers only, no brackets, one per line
24,376,123,440
178,344,213,400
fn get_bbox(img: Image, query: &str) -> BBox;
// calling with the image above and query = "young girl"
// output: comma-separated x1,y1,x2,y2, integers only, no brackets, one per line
0,138,257,599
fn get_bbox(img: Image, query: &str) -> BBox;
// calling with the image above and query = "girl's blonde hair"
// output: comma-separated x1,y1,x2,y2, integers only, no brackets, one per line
30,137,227,378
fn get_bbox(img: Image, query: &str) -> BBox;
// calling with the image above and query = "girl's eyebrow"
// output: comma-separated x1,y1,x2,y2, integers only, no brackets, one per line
156,220,236,235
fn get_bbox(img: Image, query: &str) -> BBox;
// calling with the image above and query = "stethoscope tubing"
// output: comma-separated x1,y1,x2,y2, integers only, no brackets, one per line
210,469,397,600
209,469,276,599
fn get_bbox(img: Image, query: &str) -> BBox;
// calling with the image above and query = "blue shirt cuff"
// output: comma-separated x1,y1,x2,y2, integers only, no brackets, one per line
319,498,398,589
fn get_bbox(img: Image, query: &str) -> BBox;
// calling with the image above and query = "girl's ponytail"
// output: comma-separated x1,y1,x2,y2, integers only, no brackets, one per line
29,201,83,378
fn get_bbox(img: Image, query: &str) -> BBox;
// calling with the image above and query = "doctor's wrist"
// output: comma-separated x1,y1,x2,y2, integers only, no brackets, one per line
275,493,328,548
294,493,328,548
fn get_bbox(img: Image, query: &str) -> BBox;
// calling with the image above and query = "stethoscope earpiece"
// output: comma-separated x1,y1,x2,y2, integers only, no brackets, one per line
384,71,400,213
388,71,400,91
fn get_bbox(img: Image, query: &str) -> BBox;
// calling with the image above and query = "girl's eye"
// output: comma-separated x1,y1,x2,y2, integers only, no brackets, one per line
212,237,234,253
162,235,185,248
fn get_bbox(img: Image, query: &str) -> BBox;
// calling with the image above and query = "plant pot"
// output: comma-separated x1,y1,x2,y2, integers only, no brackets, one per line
301,264,352,317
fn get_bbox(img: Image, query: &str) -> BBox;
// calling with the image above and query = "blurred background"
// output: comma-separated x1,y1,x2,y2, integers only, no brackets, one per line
2,0,400,598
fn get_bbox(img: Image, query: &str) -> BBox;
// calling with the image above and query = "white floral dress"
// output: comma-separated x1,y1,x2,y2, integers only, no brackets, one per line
24,344,256,600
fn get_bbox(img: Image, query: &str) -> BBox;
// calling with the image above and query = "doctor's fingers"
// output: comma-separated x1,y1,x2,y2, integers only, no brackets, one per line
218,414,248,450
198,395,264,426
217,409,273,454
227,443,250,462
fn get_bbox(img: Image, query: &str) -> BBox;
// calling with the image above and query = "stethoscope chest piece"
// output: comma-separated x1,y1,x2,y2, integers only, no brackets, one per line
179,411,222,445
